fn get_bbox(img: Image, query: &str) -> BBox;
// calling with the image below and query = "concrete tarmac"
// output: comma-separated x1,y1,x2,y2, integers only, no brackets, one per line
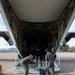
0,51,75,75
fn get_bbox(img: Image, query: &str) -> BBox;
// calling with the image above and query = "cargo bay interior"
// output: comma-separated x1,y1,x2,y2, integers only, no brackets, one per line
19,22,58,57
1,0,75,59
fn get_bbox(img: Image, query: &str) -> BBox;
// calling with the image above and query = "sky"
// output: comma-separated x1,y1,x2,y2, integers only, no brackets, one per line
0,13,75,48
68,18,75,33
0,37,11,48
66,37,75,47
0,37,16,50
0,13,8,32
0,13,16,50
66,18,75,47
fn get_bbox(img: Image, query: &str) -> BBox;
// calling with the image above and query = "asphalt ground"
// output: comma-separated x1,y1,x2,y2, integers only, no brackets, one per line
0,51,75,75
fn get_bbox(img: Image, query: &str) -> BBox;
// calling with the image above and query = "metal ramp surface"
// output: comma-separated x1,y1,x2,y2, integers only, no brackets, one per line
15,61,60,74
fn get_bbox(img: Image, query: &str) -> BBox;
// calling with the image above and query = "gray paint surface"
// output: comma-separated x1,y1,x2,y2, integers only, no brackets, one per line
8,0,70,22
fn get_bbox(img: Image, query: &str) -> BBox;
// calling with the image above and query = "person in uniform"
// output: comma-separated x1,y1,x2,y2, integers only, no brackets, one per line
45,48,55,75
20,54,35,75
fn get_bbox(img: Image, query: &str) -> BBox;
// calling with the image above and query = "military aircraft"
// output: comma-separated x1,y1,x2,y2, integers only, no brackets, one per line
0,0,75,74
